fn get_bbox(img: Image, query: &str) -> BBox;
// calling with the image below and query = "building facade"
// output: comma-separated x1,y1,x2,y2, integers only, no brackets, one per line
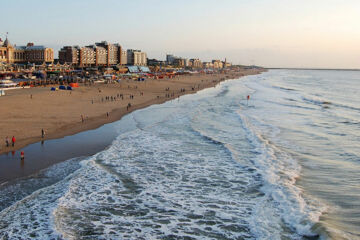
59,41,127,67
127,49,147,66
79,47,96,67
95,41,119,66
190,58,202,68
119,49,127,65
0,37,53,64
59,46,79,65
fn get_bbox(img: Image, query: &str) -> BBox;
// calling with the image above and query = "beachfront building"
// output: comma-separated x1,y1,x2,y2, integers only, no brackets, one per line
127,49,147,66
119,49,127,65
58,46,80,65
212,60,223,69
223,58,232,68
203,62,214,69
79,47,96,67
166,54,187,67
184,58,190,67
173,58,185,67
86,45,107,66
95,41,120,66
190,58,202,69
0,37,54,64
166,54,175,65
59,41,126,67
0,37,14,64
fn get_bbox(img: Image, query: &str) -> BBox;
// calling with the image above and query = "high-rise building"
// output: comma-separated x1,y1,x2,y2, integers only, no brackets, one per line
95,41,118,66
127,49,147,66
119,49,127,65
166,54,175,65
86,45,107,66
59,46,79,65
190,58,202,68
79,47,95,67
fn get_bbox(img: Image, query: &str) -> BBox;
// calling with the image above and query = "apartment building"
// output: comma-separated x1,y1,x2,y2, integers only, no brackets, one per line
127,49,147,66
59,46,80,65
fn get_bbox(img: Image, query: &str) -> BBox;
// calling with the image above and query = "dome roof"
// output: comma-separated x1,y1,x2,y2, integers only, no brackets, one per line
3,37,12,47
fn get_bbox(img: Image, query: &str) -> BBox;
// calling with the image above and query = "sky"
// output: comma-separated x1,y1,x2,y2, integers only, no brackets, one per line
1,0,359,69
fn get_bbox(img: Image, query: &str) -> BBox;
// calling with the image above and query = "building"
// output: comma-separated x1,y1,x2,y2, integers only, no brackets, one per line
190,58,202,68
95,41,119,66
147,58,166,66
0,37,54,64
127,49,147,66
203,62,214,69
166,54,175,65
212,60,223,69
173,58,185,67
119,49,127,65
79,47,95,67
0,37,14,64
58,46,80,65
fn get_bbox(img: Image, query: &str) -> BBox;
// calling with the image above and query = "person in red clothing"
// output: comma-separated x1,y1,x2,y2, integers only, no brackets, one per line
12,136,16,147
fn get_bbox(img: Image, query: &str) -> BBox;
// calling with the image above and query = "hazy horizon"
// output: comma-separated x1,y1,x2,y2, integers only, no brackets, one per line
1,0,359,69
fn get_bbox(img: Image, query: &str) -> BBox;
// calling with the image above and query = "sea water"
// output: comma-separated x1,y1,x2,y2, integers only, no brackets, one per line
0,70,359,239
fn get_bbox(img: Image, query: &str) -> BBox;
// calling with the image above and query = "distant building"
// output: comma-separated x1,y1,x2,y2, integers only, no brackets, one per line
173,58,185,67
203,62,214,69
79,47,95,67
190,58,202,68
95,41,119,66
0,37,54,64
166,54,175,65
119,49,127,65
166,54,186,67
89,45,107,66
127,49,147,66
59,46,79,65
147,58,165,66
212,60,223,69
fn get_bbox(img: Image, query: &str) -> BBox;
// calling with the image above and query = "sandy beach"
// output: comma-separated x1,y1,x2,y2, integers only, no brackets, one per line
0,69,263,155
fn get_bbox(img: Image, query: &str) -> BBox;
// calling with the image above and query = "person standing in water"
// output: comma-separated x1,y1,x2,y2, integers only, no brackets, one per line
5,136,9,147
41,129,45,138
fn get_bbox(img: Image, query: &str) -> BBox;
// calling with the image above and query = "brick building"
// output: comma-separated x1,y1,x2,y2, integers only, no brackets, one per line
58,46,80,65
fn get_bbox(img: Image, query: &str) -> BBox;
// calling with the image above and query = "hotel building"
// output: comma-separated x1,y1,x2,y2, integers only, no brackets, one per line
0,37,54,64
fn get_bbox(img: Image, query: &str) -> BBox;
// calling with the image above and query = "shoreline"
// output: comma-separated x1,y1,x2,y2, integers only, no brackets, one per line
0,69,264,183
0,69,263,155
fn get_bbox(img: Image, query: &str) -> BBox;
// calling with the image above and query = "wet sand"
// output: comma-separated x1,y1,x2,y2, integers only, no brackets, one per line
0,69,263,183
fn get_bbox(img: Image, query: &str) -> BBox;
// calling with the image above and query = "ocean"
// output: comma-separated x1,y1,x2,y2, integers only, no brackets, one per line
0,70,359,239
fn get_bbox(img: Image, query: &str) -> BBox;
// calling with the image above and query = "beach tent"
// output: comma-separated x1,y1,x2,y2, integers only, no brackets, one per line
50,87,56,91
67,86,72,90
69,83,79,88
59,85,66,90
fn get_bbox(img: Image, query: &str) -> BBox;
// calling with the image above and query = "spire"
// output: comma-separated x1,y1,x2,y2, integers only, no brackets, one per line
4,34,12,47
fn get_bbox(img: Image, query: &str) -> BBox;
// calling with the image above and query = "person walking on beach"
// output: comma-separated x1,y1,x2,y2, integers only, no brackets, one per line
12,136,16,147
41,129,45,138
5,136,9,147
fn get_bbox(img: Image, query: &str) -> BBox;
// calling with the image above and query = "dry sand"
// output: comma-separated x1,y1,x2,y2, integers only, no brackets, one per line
0,69,263,155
